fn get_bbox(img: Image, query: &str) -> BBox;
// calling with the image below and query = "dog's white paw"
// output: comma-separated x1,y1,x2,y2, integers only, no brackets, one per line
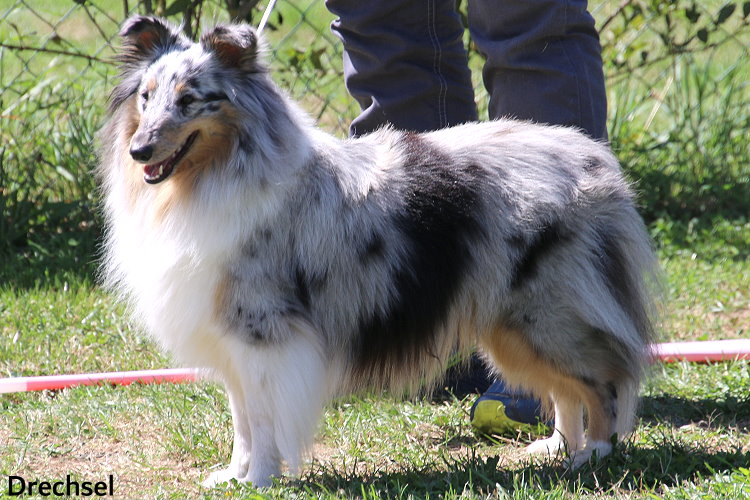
525,435,567,457
568,441,612,469
202,468,274,489
202,468,238,488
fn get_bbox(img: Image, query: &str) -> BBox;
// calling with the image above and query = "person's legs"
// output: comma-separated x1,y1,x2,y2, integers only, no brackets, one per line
326,0,477,136
468,0,607,140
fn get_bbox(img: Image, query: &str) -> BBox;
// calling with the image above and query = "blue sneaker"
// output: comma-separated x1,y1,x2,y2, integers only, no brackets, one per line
470,380,551,436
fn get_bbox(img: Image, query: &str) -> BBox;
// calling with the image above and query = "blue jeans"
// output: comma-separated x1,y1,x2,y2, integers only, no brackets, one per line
326,0,607,140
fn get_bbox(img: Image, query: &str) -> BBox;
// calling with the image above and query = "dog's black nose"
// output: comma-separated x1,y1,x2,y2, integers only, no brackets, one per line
130,144,154,162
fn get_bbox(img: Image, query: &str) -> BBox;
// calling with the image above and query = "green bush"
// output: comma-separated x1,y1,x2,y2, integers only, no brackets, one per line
0,78,102,286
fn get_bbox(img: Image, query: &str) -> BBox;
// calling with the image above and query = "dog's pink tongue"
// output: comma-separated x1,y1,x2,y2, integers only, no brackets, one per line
144,162,162,178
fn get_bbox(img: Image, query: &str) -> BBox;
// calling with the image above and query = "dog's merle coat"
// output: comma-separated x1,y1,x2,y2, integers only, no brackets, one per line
98,16,660,487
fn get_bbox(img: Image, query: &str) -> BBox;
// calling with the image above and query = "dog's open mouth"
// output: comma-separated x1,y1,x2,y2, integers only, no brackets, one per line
143,131,199,184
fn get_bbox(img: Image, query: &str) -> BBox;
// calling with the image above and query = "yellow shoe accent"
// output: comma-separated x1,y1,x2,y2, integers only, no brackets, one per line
471,400,549,436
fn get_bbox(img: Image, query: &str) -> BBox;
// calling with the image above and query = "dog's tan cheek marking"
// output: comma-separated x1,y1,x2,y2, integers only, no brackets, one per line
146,78,157,93
169,104,239,194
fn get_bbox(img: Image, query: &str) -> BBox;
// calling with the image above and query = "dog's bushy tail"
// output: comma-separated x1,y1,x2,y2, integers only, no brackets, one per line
605,208,662,439
614,374,642,439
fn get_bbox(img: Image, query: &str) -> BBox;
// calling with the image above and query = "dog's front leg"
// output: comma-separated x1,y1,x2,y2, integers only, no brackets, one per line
243,402,282,486
203,377,282,488
238,328,329,487
526,394,584,458
204,326,329,488
203,369,253,487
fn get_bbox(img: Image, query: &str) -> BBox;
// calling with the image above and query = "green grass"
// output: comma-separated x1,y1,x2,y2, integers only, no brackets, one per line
1,365,749,498
1,216,748,498
1,0,750,498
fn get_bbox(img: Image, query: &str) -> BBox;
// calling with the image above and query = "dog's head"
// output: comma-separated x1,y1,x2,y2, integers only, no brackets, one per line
112,16,263,185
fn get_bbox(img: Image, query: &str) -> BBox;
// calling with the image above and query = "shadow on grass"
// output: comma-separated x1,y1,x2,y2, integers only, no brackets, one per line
0,201,101,289
640,394,750,431
293,441,750,497
282,393,750,497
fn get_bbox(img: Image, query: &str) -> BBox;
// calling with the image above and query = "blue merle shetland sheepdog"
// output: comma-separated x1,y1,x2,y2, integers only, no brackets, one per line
98,15,659,487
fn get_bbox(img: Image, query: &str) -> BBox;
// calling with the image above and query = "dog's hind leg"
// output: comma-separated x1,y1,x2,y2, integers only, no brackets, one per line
569,378,620,468
524,376,618,467
480,328,586,459
479,325,623,464
526,392,584,458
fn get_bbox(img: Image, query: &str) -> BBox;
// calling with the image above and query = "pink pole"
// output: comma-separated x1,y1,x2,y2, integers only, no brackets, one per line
0,368,200,394
651,339,750,363
0,340,748,394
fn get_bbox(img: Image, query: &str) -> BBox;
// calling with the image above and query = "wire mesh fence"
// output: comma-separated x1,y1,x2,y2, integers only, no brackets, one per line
1,0,749,251
0,0,357,138
2,1,749,135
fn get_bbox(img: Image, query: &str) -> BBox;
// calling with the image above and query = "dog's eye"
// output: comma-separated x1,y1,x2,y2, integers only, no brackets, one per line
140,90,149,102
178,94,196,107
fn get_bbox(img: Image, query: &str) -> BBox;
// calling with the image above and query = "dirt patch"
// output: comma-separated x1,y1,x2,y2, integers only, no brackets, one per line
3,417,201,498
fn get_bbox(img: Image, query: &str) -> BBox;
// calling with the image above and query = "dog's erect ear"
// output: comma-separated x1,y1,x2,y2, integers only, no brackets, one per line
201,24,261,71
118,15,189,68
109,16,189,111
